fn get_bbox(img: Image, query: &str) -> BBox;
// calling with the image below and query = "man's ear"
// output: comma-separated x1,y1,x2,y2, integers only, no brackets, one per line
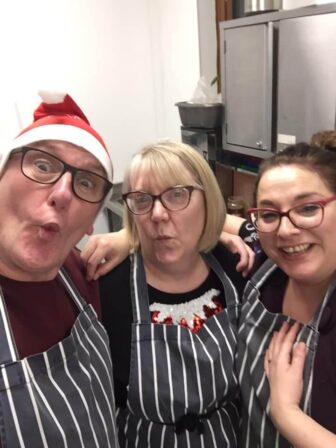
86,224,94,236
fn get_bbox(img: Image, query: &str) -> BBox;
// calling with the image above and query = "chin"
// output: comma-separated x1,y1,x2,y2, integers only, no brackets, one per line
155,254,178,265
154,248,186,264
20,251,61,276
280,263,321,284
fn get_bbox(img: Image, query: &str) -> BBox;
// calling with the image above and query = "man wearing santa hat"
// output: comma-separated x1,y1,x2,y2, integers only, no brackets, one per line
0,91,118,447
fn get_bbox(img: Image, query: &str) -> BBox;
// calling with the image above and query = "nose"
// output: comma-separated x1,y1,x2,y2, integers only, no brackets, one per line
277,215,300,237
47,172,74,209
150,198,169,221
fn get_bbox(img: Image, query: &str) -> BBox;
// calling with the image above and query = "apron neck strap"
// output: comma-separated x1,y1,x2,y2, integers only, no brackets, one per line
58,268,87,311
306,278,336,330
0,286,19,363
130,250,240,324
249,258,278,289
130,252,151,324
201,251,240,308
248,258,336,331
0,268,85,364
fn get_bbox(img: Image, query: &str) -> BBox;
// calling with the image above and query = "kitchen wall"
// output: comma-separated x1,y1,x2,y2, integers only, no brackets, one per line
0,0,201,237
0,0,200,182
197,0,217,93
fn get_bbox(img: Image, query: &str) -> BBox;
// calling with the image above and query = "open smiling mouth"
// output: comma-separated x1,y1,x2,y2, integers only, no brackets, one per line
280,243,312,255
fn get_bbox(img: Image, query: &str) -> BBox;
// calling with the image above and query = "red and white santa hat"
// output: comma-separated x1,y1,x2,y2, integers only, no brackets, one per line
0,91,113,181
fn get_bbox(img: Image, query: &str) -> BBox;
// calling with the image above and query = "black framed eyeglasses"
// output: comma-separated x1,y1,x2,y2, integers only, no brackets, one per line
14,146,113,204
122,185,203,215
247,195,336,233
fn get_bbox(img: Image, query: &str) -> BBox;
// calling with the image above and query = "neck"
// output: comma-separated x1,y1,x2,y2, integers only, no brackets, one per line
283,277,334,324
143,252,209,293
0,259,58,282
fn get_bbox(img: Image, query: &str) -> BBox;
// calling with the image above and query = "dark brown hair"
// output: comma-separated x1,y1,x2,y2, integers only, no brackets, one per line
310,130,336,151
253,142,336,204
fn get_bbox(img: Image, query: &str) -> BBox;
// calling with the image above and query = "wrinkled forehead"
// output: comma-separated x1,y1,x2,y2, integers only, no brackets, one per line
257,164,331,202
259,164,324,187
29,140,107,175
128,153,196,191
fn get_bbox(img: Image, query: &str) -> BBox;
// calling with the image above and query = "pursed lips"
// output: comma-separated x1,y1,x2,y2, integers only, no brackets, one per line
36,222,62,239
152,231,175,240
42,222,61,233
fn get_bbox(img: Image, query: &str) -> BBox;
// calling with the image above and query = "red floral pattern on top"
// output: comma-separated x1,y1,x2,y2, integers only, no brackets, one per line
150,289,223,333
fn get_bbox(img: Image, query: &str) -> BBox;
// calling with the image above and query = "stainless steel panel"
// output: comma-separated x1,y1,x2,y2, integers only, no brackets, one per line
223,23,273,152
245,0,282,14
277,13,336,151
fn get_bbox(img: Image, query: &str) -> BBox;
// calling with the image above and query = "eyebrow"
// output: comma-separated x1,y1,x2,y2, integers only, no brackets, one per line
79,161,106,176
32,144,106,176
258,192,325,207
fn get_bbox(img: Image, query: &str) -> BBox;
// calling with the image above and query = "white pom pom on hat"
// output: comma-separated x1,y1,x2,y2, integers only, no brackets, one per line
0,91,113,182
37,90,67,104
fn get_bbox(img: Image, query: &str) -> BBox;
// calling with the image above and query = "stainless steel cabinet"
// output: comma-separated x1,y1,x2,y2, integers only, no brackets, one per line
277,12,336,150
220,4,336,158
224,24,273,155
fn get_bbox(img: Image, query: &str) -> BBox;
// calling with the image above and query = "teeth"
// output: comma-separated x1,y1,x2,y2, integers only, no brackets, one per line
282,244,310,254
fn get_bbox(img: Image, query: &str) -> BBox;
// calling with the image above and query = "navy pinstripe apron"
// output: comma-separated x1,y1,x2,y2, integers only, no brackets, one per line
117,251,241,447
0,268,119,448
237,258,336,448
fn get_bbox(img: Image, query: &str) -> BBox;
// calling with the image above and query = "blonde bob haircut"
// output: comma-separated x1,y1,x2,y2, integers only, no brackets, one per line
122,140,226,253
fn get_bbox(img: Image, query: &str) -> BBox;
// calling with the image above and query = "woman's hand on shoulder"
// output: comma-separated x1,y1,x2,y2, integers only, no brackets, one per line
219,231,255,277
81,229,130,281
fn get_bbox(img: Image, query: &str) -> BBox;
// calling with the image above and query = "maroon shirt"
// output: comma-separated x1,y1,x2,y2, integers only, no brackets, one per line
261,268,336,434
239,220,336,434
0,249,100,359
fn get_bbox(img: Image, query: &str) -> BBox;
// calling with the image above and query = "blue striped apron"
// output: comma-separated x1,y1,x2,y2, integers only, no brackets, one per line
0,268,119,448
117,251,241,447
237,258,336,447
